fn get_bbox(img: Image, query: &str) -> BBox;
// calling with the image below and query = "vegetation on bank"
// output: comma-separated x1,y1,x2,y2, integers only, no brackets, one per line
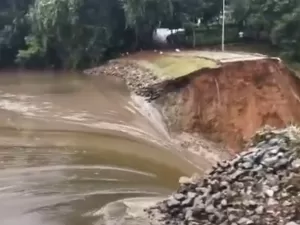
136,56,218,78
1,0,300,69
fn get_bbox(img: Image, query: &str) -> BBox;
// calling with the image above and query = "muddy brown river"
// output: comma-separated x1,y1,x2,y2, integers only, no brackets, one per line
0,71,198,225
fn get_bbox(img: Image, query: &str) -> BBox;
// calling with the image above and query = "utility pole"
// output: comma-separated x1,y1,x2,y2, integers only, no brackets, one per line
222,0,225,51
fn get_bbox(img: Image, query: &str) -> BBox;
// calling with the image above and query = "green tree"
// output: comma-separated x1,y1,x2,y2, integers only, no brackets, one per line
239,0,299,40
16,0,129,68
179,0,203,48
0,0,33,67
200,0,223,27
241,0,300,60
3,0,300,68
121,0,174,48
271,2,300,60
229,0,251,29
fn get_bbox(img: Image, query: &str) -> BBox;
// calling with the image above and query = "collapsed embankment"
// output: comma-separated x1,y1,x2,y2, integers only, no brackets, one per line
86,54,300,224
85,55,300,155
152,58,300,153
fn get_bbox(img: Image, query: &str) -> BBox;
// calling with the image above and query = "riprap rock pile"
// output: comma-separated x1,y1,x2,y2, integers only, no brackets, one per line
85,60,163,100
147,126,300,225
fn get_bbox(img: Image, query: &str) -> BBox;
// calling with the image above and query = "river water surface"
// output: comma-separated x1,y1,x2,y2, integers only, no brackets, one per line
0,71,198,225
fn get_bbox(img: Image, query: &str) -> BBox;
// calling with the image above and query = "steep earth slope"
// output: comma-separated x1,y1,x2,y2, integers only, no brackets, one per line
85,51,300,154
155,58,300,153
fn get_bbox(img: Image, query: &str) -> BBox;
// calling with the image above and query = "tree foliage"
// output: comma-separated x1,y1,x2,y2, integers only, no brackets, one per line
270,1,300,60
229,0,300,60
0,0,33,67
17,0,121,68
1,0,300,69
121,0,173,48
0,0,178,68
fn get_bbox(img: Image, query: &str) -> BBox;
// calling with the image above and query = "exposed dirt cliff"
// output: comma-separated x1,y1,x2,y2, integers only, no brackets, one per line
85,51,300,155
85,51,300,225
154,58,300,153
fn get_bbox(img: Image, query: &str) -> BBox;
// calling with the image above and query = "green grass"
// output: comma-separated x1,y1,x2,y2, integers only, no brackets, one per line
136,56,218,79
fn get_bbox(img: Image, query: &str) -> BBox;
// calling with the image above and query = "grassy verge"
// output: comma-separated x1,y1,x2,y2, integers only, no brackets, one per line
136,55,218,79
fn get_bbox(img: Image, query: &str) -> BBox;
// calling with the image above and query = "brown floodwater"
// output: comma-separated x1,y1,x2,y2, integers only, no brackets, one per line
0,71,198,225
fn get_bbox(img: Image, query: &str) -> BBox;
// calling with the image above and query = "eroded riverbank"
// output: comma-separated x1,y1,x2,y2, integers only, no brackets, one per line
85,50,300,224
85,51,300,154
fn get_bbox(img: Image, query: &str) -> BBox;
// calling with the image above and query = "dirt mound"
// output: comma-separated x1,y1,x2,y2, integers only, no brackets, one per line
155,58,300,153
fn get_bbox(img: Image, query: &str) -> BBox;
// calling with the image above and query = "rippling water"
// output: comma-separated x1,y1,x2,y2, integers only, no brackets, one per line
0,71,197,225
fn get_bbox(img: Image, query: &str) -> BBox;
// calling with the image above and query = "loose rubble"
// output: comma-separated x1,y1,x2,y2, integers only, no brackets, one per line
84,60,164,100
146,126,300,225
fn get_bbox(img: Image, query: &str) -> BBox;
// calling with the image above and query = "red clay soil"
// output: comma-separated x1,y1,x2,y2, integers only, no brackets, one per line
170,59,300,153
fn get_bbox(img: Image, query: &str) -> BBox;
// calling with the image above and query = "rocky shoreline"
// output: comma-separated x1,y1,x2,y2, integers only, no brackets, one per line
146,126,300,225
85,60,165,100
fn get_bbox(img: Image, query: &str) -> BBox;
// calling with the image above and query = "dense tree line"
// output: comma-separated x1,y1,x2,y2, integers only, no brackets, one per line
0,0,222,69
230,0,300,60
0,0,300,69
